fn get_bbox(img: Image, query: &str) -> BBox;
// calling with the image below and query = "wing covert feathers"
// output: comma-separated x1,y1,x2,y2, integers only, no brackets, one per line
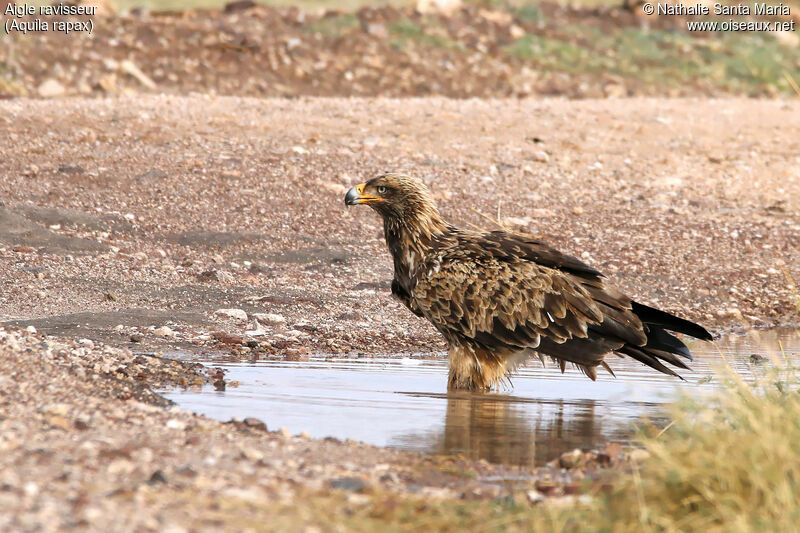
404,229,710,388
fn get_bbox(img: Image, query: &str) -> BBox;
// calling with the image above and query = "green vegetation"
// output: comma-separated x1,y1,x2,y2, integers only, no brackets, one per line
505,26,800,95
307,13,359,36
0,49,26,97
257,360,800,531
389,18,464,50
510,3,546,24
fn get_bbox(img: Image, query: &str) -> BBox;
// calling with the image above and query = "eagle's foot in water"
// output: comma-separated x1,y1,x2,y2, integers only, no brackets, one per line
446,352,511,391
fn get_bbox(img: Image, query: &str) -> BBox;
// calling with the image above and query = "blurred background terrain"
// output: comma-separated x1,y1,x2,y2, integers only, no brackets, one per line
2,0,799,99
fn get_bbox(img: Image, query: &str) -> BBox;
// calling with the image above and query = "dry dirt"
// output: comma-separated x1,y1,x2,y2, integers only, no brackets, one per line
0,95,799,529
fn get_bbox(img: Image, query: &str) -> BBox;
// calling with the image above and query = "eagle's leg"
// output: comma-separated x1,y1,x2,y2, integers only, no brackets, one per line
446,344,511,391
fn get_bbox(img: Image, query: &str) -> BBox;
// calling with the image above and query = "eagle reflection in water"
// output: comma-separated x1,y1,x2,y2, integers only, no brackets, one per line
393,393,662,467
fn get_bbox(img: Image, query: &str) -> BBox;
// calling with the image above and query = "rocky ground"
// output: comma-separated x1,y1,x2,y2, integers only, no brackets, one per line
0,326,635,531
0,95,798,529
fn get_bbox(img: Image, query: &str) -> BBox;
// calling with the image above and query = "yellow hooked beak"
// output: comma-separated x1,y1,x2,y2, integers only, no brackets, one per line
344,183,382,206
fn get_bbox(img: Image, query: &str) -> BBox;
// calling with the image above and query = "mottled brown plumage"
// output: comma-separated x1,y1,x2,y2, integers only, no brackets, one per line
345,173,713,390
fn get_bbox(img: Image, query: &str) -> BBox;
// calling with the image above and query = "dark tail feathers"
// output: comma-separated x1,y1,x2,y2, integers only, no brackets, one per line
622,301,714,378
631,301,713,341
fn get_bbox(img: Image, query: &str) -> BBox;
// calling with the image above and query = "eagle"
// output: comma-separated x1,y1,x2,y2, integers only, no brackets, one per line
345,173,712,390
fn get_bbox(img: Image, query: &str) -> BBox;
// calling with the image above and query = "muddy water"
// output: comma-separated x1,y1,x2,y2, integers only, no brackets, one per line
163,329,800,466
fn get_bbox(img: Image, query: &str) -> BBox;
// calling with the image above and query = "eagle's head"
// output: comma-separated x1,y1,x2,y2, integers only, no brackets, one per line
344,173,442,229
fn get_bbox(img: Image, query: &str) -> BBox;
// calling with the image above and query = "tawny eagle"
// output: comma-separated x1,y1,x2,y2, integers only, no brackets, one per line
345,173,712,390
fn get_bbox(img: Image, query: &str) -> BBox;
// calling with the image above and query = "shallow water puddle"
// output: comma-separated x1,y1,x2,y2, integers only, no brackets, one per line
163,328,800,466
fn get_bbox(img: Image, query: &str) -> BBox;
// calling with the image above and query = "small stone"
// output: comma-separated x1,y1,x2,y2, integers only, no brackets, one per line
25,326,37,334
74,416,90,430
530,150,550,163
330,477,367,492
243,417,267,432
346,493,370,505
153,326,175,338
240,447,264,462
211,331,243,346
510,24,525,39
526,490,545,504
37,79,66,97
43,403,69,417
129,334,143,343
45,415,71,430
197,269,219,281
214,308,248,321
148,470,168,484
278,427,292,438
253,313,286,325
165,419,186,430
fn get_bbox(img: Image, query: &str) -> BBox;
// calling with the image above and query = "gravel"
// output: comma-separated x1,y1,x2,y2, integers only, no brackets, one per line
0,326,630,530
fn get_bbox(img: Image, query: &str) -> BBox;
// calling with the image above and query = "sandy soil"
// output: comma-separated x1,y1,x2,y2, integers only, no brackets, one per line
0,95,798,529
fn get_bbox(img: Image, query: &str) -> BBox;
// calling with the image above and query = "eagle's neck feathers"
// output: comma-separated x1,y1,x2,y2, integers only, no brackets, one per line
383,205,448,289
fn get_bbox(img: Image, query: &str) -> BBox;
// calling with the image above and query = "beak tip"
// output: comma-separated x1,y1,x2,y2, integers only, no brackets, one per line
344,186,360,206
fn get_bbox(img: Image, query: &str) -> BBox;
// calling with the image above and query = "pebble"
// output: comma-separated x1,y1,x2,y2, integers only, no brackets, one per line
329,477,367,492
37,79,66,97
165,419,187,430
253,313,286,324
526,489,546,504
530,150,550,163
153,326,175,338
214,308,248,321
240,446,264,462
243,417,267,432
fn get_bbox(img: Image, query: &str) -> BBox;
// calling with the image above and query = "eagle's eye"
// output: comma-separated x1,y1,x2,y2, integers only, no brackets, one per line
377,186,387,194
